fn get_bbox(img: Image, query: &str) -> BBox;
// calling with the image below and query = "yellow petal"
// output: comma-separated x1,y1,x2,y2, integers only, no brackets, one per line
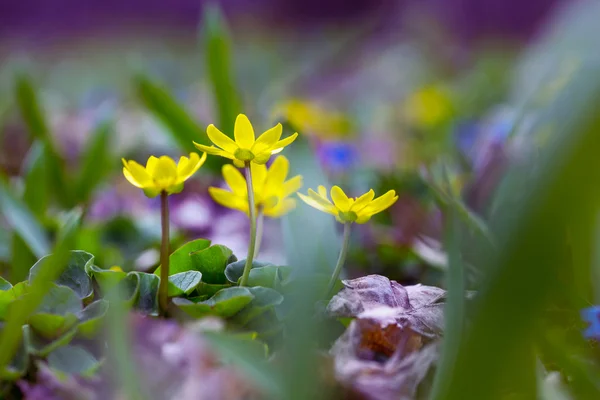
297,192,337,215
176,152,206,183
207,124,238,153
252,123,282,154
233,159,246,168
350,189,375,213
146,156,159,174
252,152,272,164
355,214,371,224
193,142,236,159
265,198,296,217
330,186,351,212
209,187,248,213
318,185,328,199
307,188,335,210
222,164,247,195
265,156,289,190
251,162,268,190
362,190,398,215
123,160,153,188
283,175,303,197
270,132,298,153
151,156,178,188
234,114,255,148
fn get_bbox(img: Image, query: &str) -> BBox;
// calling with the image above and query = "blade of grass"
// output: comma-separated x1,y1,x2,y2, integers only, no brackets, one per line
74,122,113,204
0,178,50,258
14,75,70,206
202,3,241,136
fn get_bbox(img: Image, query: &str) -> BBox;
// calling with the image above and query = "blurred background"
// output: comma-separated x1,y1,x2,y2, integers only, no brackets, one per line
0,0,577,284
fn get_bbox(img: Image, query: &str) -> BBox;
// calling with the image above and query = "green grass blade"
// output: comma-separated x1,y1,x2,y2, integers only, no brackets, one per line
202,3,241,135
74,122,113,204
0,178,50,258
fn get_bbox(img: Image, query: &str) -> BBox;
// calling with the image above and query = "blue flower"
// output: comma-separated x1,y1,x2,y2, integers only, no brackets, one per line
581,306,600,340
317,141,359,172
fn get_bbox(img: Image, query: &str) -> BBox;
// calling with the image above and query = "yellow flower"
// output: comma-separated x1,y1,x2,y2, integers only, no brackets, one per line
403,85,454,128
194,114,298,168
109,266,123,272
276,99,352,139
122,153,206,197
298,186,398,224
209,155,303,218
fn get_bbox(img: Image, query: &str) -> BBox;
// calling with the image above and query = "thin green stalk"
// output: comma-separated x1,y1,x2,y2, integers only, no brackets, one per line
326,222,352,297
254,207,264,259
240,162,257,287
158,191,170,315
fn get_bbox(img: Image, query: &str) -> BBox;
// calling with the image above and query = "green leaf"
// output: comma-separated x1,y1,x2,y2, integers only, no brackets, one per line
196,282,231,297
22,141,49,217
191,244,234,284
35,284,82,316
168,271,203,297
0,179,50,258
76,299,109,338
233,286,284,326
29,313,78,339
86,264,127,291
0,283,28,320
10,234,37,284
173,287,254,318
74,122,113,203
0,277,11,291
224,260,274,284
114,274,140,307
47,345,101,377
130,272,159,316
25,324,78,357
155,238,211,276
202,3,241,135
29,251,94,300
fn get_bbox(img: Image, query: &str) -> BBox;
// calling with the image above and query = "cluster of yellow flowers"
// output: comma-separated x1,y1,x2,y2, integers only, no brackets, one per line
122,113,397,224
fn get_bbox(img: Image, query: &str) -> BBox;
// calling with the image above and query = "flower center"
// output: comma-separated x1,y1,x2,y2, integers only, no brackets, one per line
234,148,255,162
338,210,357,223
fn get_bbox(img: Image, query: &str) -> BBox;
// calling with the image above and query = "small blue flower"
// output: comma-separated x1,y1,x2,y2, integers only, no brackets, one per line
581,306,600,340
317,141,359,172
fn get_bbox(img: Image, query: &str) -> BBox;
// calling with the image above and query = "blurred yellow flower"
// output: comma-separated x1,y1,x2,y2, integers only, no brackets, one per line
298,186,398,224
122,153,206,197
194,114,298,168
209,155,303,218
277,99,352,139
404,85,454,128
109,266,123,272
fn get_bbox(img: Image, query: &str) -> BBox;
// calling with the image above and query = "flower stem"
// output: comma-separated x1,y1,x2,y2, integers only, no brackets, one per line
158,191,170,316
240,162,257,287
254,207,264,259
326,222,352,298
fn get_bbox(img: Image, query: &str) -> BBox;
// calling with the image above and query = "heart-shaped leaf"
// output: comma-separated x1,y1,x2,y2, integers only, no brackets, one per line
25,324,78,357
173,287,254,318
29,250,94,300
29,313,79,339
86,264,127,292
0,276,11,291
35,284,82,316
76,299,109,338
191,245,235,284
168,271,203,297
131,272,159,316
155,239,211,276
114,273,140,306
233,286,284,326
47,345,102,377
224,260,275,284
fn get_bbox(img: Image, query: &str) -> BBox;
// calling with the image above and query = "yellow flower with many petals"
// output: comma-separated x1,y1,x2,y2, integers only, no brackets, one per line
194,114,298,168
276,99,352,139
209,156,303,218
298,186,398,224
122,153,206,197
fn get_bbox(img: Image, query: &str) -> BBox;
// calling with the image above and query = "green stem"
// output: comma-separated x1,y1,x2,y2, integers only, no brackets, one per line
326,222,352,297
158,191,170,316
240,162,257,286
254,207,264,259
